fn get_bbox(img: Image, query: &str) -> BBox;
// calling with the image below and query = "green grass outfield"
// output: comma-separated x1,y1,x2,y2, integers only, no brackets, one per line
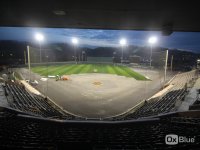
31,64,147,80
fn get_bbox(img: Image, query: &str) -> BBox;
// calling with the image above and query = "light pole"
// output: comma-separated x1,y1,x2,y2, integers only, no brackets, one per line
148,36,157,68
119,38,127,64
82,51,85,61
27,45,31,82
46,55,49,98
35,33,44,63
72,37,79,64
164,50,169,83
170,55,173,72
113,51,116,64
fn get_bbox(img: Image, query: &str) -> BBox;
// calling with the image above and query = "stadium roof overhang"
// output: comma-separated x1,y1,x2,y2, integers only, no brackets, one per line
0,0,200,35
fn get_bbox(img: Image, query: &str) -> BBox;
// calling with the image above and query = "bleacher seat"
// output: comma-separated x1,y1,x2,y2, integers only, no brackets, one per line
2,82,77,120
122,70,197,120
0,107,199,149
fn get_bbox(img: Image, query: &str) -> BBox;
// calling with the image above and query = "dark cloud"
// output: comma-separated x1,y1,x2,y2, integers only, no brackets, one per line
0,27,200,52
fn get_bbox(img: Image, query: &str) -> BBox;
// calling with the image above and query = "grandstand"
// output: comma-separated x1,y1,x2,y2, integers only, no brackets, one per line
1,1,200,148
1,55,199,149
0,70,199,121
115,70,198,120
1,82,79,120
0,107,199,149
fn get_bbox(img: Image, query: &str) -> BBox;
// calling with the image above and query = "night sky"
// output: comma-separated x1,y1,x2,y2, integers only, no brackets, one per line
0,27,200,52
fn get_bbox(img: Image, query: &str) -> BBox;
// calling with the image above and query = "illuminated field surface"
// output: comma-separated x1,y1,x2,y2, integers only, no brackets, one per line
32,64,148,80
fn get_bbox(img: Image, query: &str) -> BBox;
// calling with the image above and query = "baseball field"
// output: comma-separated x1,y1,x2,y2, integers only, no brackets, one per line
31,64,147,80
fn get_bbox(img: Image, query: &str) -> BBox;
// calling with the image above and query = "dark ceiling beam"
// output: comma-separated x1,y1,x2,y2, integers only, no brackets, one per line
0,0,200,34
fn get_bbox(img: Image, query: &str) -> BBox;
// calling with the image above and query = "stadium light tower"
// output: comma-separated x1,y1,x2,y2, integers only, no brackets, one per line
35,33,44,63
119,38,127,63
71,37,79,64
148,36,157,68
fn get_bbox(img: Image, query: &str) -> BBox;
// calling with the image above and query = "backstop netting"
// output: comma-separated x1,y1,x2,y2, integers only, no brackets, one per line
28,46,54,64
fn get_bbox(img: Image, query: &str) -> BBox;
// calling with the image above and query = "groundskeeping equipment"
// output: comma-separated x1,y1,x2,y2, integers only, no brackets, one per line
56,75,69,81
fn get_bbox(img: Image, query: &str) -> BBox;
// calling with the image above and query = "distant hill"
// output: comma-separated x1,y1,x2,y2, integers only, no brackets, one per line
0,40,199,71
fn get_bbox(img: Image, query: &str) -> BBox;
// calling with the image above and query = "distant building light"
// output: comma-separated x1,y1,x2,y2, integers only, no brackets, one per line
53,10,66,16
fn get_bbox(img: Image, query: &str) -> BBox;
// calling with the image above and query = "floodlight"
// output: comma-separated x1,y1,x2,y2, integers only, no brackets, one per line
35,33,44,41
72,37,78,45
148,36,157,44
119,38,127,46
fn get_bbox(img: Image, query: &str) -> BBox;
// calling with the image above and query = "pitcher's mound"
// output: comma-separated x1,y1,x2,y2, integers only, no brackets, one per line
93,81,102,86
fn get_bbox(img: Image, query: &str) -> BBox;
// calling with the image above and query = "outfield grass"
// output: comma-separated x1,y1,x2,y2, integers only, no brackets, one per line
31,64,147,80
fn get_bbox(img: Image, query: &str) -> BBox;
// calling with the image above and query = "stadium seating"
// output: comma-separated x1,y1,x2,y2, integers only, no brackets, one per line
1,70,198,122
189,100,200,110
122,70,198,120
2,82,77,120
0,107,199,149
0,70,199,149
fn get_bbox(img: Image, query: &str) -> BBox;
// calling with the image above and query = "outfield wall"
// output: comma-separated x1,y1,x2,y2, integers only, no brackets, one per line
87,57,112,63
